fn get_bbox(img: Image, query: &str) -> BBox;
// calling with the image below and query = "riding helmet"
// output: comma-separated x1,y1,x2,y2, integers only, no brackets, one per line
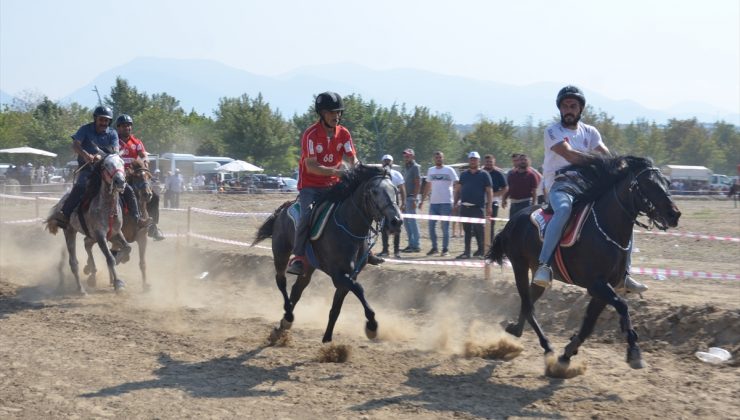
116,114,134,126
315,92,345,114
93,105,114,120
556,85,586,109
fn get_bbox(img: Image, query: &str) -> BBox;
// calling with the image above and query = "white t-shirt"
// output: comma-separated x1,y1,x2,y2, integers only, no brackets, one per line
543,121,605,190
388,168,404,187
426,165,459,204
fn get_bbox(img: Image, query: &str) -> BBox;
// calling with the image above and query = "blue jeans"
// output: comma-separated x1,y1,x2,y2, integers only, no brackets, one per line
292,187,327,257
538,182,573,265
428,203,452,250
404,196,420,249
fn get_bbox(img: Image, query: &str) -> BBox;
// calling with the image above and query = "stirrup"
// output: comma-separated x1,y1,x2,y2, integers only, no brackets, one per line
532,264,552,288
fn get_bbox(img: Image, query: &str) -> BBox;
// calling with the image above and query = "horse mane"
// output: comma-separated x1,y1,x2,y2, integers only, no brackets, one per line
130,158,146,171
560,154,654,203
320,164,388,203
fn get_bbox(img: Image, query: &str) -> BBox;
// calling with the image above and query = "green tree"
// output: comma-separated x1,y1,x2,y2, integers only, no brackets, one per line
462,118,520,165
105,77,150,118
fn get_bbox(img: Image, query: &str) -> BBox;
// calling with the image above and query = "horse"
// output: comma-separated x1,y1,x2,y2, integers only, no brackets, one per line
78,159,153,291
45,154,129,294
252,164,403,343
487,155,681,371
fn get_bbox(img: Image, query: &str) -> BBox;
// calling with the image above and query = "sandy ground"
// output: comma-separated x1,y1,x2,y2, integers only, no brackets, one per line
0,192,738,419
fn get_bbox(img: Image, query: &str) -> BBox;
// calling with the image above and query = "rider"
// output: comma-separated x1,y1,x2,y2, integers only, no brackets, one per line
116,114,166,241
533,85,647,294
286,92,362,276
54,106,146,229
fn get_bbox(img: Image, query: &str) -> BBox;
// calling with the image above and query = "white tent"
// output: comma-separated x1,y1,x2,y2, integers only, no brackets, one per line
215,160,263,172
0,146,57,157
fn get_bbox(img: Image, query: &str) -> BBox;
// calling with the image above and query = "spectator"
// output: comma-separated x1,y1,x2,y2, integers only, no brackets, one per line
482,154,508,238
502,153,539,219
165,169,183,208
419,151,458,256
401,148,422,253
378,154,406,258
453,151,493,259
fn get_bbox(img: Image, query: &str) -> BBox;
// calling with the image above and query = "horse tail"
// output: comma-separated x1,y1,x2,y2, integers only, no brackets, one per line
252,200,293,246
486,223,509,265
45,200,64,235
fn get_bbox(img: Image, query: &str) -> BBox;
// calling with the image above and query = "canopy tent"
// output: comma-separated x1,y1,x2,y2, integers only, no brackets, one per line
0,146,57,157
215,160,263,172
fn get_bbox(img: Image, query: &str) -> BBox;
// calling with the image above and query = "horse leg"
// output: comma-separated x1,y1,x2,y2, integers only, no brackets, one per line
506,265,547,336
138,234,149,292
280,272,313,329
510,261,553,354
559,296,608,363
589,281,645,369
62,229,85,295
322,287,350,343
94,232,125,292
83,236,97,288
344,276,378,340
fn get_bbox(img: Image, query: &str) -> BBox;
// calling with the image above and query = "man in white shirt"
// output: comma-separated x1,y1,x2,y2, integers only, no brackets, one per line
533,85,646,294
419,151,458,256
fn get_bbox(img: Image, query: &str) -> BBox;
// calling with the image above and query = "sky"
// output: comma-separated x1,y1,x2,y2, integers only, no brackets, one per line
1,0,738,114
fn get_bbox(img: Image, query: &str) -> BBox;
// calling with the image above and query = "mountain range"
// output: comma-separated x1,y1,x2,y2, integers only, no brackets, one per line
4,57,739,125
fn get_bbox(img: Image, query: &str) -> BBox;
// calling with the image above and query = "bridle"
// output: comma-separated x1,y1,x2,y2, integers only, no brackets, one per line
612,166,671,230
334,175,397,240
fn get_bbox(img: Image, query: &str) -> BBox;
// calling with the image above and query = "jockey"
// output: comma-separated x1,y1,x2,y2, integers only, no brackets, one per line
54,106,145,229
533,86,647,294
116,114,165,241
287,92,367,276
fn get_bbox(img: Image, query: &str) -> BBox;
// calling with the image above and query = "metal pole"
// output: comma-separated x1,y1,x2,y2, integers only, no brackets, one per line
484,217,491,281
35,197,40,219
187,206,192,246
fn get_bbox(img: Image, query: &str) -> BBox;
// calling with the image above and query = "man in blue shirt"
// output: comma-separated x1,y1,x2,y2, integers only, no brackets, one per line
453,152,493,258
54,106,147,229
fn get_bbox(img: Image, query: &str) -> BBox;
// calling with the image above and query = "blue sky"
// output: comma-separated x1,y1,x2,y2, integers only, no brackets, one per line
1,0,738,113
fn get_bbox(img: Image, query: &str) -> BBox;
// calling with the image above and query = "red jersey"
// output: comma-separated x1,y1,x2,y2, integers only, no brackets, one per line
298,121,355,189
119,135,146,168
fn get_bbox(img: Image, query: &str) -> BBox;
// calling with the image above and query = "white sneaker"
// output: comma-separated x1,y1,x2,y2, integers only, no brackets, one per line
533,264,552,288
617,275,648,294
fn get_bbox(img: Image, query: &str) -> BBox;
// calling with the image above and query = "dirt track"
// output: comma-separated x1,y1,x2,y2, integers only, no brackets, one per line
0,194,738,419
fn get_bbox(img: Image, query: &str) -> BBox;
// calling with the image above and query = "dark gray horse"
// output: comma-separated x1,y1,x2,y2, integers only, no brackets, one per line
79,159,153,291
253,164,403,343
487,156,681,371
46,154,129,294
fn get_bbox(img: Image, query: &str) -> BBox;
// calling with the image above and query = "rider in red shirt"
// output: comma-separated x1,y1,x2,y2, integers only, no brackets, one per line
116,114,165,241
287,92,360,275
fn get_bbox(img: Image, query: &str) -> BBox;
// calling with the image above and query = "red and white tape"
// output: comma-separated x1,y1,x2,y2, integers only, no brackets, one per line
190,207,271,218
632,229,740,243
1,217,44,225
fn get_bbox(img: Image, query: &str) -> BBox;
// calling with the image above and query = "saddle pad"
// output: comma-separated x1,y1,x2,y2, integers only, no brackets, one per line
530,202,593,248
287,201,336,241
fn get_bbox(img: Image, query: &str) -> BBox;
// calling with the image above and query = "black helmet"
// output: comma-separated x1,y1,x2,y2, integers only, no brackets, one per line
556,85,586,109
314,91,345,114
116,114,133,126
93,105,113,120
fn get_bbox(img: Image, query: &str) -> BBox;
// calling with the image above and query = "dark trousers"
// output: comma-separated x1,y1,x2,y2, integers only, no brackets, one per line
122,184,141,220
381,229,400,253
147,192,160,224
460,205,484,254
62,168,97,217
509,200,532,220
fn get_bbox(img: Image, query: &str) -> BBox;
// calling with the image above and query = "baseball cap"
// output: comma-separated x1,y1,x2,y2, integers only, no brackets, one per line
403,148,415,156
381,154,393,161
468,151,481,159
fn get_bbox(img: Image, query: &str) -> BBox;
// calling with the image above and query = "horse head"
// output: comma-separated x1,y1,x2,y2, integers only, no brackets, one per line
364,171,404,234
127,159,153,203
623,156,681,230
101,154,126,194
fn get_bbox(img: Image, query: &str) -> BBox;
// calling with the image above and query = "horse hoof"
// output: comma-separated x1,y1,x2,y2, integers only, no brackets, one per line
280,318,293,330
629,358,647,369
114,279,126,291
83,265,91,275
365,320,378,340
86,276,97,288
505,323,522,337
558,355,571,365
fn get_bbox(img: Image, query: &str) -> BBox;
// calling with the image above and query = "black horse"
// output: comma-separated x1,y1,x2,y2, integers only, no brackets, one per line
487,155,681,370
253,164,403,342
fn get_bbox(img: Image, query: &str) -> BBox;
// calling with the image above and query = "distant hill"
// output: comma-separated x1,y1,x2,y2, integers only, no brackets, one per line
0,89,16,107
61,57,739,124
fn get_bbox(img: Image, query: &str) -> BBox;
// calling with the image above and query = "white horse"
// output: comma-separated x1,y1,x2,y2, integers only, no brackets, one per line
46,154,129,294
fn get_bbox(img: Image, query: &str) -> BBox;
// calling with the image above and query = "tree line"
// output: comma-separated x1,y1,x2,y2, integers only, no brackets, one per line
1,77,738,175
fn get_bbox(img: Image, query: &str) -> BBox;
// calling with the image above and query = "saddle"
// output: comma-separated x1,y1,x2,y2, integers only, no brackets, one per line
530,202,593,247
287,201,336,240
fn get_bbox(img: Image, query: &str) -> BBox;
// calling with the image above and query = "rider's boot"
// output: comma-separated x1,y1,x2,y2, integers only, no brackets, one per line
122,185,150,229
367,252,385,265
286,256,307,276
616,273,648,294
533,263,553,288
148,224,166,241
